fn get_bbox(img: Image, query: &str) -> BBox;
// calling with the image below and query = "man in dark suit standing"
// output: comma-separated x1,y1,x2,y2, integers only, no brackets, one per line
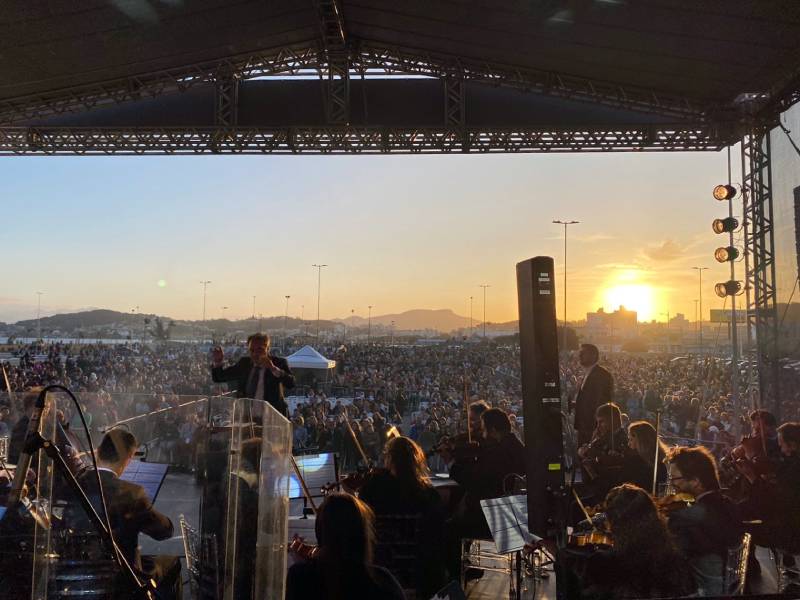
573,343,614,445
69,429,180,598
211,332,295,417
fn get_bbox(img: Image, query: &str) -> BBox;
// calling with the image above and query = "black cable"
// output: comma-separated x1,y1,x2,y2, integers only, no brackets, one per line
40,385,148,595
779,119,800,160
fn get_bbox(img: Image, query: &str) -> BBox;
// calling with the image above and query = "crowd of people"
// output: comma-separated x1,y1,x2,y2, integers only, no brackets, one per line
2,335,800,598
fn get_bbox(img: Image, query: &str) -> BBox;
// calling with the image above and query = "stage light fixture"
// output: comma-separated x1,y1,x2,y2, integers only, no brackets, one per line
715,280,742,298
714,246,740,262
712,217,739,234
713,184,737,201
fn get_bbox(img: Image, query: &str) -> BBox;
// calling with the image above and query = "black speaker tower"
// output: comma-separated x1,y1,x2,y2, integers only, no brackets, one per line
516,256,564,538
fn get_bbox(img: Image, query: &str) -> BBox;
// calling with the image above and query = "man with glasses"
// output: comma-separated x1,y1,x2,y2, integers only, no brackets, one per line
666,446,742,596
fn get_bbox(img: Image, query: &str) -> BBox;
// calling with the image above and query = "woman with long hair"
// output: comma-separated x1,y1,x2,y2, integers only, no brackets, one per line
581,484,696,599
285,493,405,600
624,420,668,491
358,436,446,596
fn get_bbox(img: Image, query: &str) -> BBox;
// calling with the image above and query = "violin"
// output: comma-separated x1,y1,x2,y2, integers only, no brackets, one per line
321,467,388,495
567,530,613,549
288,535,319,560
722,433,776,486
656,492,695,515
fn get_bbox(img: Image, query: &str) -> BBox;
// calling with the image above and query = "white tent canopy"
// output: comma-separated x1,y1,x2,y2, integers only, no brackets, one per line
285,345,336,370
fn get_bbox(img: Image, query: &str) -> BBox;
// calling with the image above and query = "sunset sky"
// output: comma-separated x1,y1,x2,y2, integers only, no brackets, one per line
0,149,739,325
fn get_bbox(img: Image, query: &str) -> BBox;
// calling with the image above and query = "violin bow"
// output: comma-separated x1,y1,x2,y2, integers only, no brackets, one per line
342,406,370,467
572,486,594,526
1,364,14,405
652,410,662,496
290,455,318,513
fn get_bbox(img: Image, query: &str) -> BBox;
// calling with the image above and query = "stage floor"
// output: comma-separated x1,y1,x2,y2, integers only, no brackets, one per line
142,470,781,600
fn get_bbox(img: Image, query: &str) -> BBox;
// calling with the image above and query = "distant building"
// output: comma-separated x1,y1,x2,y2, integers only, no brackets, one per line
585,306,638,344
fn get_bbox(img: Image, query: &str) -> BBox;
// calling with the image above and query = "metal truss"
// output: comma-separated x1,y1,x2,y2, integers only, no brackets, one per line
0,45,321,125
354,42,706,120
314,0,349,124
0,40,710,126
214,71,239,128
444,76,465,128
741,127,781,419
0,124,729,155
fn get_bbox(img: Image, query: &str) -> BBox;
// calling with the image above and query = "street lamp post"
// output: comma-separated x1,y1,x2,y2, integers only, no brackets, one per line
692,267,708,352
390,320,395,346
252,296,256,320
200,280,211,342
36,292,43,340
312,264,328,340
553,219,579,352
469,296,473,337
368,305,373,344
479,284,491,338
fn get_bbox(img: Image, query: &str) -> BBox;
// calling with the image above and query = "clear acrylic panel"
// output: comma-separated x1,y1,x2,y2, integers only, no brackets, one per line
0,392,291,600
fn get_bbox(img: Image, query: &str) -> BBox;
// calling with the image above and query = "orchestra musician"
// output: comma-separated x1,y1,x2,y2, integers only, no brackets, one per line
66,429,181,599
573,344,614,445
578,403,628,499
737,421,800,554
567,484,696,599
665,446,742,596
358,436,446,597
623,420,668,492
442,407,526,581
285,493,406,600
211,332,295,417
429,400,488,466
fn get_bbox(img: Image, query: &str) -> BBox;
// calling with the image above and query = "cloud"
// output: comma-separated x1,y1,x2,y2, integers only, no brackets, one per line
643,239,685,262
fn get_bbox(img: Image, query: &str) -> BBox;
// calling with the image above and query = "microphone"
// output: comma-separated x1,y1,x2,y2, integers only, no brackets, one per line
576,512,608,530
6,389,47,509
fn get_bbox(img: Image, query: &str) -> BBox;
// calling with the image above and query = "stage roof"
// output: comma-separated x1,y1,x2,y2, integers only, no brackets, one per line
1,1,799,154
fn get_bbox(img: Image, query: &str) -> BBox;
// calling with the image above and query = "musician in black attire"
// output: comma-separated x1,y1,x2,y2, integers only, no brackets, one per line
211,332,294,417
573,344,614,445
738,422,800,554
568,484,696,599
442,407,526,581
622,420,668,492
666,446,742,596
578,403,628,500
286,493,405,600
66,430,180,599
359,436,446,597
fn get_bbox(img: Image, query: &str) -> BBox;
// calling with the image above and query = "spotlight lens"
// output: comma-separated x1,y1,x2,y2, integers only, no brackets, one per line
715,283,728,298
715,248,729,262
713,184,737,201
712,217,739,234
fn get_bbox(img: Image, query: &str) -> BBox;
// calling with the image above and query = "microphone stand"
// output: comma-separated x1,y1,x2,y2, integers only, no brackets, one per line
18,431,156,599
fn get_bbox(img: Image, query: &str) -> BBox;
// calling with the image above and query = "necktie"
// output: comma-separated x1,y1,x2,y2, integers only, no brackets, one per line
247,366,261,399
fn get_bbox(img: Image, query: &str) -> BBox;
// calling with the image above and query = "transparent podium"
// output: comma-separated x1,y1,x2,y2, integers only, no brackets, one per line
0,390,292,600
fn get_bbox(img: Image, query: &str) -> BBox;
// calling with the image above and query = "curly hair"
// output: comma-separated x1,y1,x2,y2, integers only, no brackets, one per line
604,484,694,598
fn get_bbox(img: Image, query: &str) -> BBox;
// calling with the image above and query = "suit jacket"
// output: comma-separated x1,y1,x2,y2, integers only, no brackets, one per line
69,469,174,568
668,490,742,560
574,364,614,444
450,432,527,521
211,355,294,417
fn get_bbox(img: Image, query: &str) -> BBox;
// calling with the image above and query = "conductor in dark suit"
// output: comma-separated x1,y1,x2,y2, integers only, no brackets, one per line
211,332,295,417
573,343,614,445
68,429,180,598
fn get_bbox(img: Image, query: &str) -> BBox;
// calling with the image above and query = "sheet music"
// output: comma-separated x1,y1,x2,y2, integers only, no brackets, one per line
120,460,168,503
480,494,541,554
